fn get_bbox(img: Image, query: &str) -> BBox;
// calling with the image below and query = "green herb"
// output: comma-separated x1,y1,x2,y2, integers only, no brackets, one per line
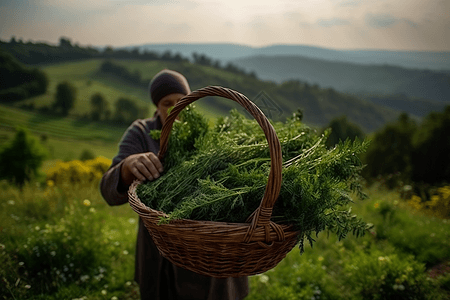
139,105,370,252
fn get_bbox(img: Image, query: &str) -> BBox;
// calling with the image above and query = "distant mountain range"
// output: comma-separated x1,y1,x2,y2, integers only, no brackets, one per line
125,43,450,72
124,43,450,104
234,55,450,103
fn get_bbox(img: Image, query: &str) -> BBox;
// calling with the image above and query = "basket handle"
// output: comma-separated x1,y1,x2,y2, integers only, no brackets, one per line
158,86,283,236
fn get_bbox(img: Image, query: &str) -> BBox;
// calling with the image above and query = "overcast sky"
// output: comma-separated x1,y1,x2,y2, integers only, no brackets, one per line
1,0,449,51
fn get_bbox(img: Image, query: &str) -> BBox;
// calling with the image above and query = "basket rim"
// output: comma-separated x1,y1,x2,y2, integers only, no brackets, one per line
128,180,300,244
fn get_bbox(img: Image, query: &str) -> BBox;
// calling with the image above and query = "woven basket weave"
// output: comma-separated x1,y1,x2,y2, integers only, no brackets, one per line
128,86,300,278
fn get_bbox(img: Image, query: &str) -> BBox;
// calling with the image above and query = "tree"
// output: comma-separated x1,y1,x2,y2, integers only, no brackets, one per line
325,116,365,148
53,81,76,116
114,98,139,124
90,93,109,121
0,51,48,101
103,46,114,57
161,50,173,61
79,149,96,161
411,106,450,185
362,113,417,187
0,127,47,186
59,37,72,48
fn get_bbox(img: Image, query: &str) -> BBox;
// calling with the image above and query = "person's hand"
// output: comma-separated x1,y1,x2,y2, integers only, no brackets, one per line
120,152,163,186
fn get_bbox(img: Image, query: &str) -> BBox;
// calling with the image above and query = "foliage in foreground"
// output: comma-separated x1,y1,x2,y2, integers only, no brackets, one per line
247,187,450,300
138,107,370,252
1,165,449,299
0,179,138,300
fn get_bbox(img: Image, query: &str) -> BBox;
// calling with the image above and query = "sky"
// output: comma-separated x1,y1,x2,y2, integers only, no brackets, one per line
0,0,449,51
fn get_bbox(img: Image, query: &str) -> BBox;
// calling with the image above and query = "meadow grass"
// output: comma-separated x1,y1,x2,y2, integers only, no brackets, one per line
1,173,449,300
246,186,450,300
0,179,139,300
1,58,449,298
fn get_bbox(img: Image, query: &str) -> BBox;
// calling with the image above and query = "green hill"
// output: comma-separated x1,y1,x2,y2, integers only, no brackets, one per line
6,58,403,133
1,57,407,163
17,59,224,120
235,55,450,103
93,59,401,132
0,105,123,161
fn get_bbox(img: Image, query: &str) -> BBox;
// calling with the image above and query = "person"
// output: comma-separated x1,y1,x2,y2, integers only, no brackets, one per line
100,69,249,300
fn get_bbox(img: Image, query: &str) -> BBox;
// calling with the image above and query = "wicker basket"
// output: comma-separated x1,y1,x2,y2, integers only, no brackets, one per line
128,86,300,278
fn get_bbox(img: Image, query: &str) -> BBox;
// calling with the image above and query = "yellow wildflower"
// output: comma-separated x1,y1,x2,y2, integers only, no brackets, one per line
83,199,91,206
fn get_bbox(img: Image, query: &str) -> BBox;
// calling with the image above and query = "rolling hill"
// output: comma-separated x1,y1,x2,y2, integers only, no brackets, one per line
97,59,405,132
129,43,450,71
4,58,403,133
233,55,450,103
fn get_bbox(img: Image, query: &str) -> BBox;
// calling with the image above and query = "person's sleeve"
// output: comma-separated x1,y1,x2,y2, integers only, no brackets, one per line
100,120,149,206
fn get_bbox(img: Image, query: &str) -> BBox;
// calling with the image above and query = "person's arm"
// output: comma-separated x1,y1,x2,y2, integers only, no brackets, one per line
100,120,163,206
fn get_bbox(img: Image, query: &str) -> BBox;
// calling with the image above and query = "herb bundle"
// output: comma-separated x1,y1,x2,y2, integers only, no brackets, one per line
138,106,370,252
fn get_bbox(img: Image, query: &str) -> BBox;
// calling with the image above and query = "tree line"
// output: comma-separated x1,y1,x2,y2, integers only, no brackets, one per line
0,37,255,78
0,51,48,101
98,60,367,127
361,108,450,196
38,81,149,125
314,108,449,201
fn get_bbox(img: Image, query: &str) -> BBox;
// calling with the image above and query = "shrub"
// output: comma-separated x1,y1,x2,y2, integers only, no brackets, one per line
0,179,137,299
45,157,111,186
79,149,96,161
324,116,365,148
247,251,346,300
343,247,439,300
53,81,76,116
407,186,450,219
370,197,450,268
0,127,47,186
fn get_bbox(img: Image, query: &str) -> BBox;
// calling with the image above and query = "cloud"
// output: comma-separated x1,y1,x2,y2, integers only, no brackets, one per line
337,0,362,7
403,19,418,28
365,13,398,28
108,0,199,9
317,18,351,27
365,13,418,29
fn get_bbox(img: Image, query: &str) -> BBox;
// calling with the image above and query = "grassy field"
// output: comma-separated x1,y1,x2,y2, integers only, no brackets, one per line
17,59,228,120
1,59,449,299
1,105,449,299
21,60,149,116
1,59,234,162
1,176,449,300
0,104,122,161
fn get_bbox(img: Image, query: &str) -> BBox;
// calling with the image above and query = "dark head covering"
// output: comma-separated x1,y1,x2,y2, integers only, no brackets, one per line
149,69,190,106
